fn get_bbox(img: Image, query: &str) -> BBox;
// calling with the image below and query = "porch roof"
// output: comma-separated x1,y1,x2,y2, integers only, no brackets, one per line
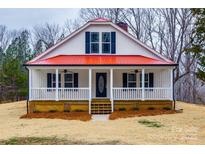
26,55,177,66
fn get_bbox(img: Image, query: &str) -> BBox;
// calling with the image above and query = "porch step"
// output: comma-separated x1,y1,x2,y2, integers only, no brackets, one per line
91,99,112,114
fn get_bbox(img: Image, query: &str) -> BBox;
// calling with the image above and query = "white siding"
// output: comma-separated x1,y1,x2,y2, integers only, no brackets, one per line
41,24,160,60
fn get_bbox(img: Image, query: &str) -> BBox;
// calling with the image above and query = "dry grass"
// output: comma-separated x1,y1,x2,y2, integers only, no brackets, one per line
1,101,205,144
109,110,176,120
20,112,91,121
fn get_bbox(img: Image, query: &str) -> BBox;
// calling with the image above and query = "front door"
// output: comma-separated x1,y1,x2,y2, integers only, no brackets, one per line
96,73,107,97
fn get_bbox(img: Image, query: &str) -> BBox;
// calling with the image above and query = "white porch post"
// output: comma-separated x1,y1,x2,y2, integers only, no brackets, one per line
170,68,173,100
29,68,32,101
55,68,59,101
142,68,145,101
110,68,114,112
89,68,92,114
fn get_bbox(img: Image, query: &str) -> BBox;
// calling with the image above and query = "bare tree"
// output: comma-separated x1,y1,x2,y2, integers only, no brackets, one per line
80,8,124,23
33,23,65,50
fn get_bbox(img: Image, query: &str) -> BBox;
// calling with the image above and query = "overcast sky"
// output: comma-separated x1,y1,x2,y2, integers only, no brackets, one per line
0,8,80,30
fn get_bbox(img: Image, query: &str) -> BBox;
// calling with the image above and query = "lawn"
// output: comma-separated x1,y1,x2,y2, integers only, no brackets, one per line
0,101,205,144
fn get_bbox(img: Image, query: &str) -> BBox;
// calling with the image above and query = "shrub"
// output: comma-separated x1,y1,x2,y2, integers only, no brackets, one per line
74,109,84,112
132,107,139,111
163,107,171,110
33,110,41,113
118,107,126,111
148,107,155,110
49,110,57,113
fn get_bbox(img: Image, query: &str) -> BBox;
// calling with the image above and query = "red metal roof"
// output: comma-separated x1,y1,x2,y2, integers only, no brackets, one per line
90,18,112,22
26,55,176,66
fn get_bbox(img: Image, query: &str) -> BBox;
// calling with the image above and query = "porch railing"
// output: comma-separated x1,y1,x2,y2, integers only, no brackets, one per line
30,88,89,100
30,87,172,101
112,87,172,100
112,88,142,100
58,88,89,100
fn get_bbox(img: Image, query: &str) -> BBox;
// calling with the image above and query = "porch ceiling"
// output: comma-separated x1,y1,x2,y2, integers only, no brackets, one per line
26,55,177,66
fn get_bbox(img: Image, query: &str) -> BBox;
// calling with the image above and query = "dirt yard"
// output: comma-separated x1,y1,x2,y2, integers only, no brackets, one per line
0,101,205,144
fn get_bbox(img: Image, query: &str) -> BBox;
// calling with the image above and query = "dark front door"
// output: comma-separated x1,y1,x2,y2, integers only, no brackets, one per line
96,73,107,97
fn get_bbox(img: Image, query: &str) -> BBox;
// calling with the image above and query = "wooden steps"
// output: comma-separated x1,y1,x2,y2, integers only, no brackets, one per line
91,99,112,114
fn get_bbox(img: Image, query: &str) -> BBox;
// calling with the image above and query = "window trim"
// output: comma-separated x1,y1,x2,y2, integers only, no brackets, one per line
90,32,99,53
49,73,61,88
140,73,153,88
64,73,74,88
127,73,137,88
102,32,111,54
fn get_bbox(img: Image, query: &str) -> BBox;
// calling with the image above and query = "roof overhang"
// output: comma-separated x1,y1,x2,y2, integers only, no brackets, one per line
25,55,178,67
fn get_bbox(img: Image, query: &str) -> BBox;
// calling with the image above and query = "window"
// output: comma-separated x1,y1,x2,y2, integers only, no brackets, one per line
140,73,154,88
127,73,136,87
102,32,111,53
64,73,74,88
90,32,99,53
47,73,61,89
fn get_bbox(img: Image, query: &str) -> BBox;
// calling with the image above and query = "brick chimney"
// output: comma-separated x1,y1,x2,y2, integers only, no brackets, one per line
117,22,128,32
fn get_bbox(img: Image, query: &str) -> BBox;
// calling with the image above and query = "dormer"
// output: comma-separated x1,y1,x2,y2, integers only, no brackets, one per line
85,31,116,54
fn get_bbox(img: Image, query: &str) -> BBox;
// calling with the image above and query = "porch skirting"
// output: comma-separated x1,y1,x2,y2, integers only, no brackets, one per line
28,100,173,113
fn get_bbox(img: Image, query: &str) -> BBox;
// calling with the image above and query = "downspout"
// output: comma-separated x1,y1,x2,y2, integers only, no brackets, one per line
173,66,177,110
25,66,29,114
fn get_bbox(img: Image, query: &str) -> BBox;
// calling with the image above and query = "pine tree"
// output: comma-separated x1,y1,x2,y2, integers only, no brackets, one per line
188,9,205,82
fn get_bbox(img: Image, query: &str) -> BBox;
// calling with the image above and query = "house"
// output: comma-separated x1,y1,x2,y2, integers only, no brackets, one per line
25,18,177,114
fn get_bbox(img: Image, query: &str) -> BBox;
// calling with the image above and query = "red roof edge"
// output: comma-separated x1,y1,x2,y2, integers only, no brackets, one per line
90,18,112,22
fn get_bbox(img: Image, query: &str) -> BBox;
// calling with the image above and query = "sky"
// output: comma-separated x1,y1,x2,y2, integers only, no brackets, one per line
0,8,80,30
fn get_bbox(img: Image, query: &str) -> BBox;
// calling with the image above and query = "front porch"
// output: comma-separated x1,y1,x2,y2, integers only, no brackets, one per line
28,67,174,113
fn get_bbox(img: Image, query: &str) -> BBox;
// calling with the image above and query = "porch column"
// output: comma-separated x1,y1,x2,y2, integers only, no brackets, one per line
89,68,92,114
170,68,173,100
110,69,114,112
142,68,145,100
29,68,32,101
55,68,59,101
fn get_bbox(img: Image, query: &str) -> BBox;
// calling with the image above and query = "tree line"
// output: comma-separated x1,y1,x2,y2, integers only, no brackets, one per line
0,8,204,103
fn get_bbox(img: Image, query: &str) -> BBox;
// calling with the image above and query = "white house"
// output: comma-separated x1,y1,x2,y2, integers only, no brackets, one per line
25,18,177,114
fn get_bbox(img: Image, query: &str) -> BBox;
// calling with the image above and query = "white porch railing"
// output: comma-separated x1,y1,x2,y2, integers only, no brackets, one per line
30,88,89,100
113,88,142,100
58,88,89,100
113,87,172,100
31,88,56,100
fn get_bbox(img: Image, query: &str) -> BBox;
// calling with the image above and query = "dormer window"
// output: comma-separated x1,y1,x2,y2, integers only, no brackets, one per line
91,32,99,53
85,31,115,54
102,32,111,53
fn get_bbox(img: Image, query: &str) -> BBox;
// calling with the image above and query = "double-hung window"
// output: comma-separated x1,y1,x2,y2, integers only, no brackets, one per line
123,73,137,88
102,32,111,53
140,73,154,88
127,73,136,87
64,73,74,88
90,32,99,53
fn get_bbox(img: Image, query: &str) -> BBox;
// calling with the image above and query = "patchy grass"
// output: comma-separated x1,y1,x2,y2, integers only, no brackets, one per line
20,112,91,121
109,110,177,120
0,137,67,145
0,137,121,145
138,119,164,128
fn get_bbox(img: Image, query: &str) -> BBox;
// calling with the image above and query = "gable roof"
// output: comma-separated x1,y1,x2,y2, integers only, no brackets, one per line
28,18,174,64
26,55,176,66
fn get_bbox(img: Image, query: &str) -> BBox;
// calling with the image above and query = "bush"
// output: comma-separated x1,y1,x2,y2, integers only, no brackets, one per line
33,110,41,113
163,107,171,110
49,110,57,113
132,107,139,111
74,109,84,112
119,107,126,111
148,107,155,110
